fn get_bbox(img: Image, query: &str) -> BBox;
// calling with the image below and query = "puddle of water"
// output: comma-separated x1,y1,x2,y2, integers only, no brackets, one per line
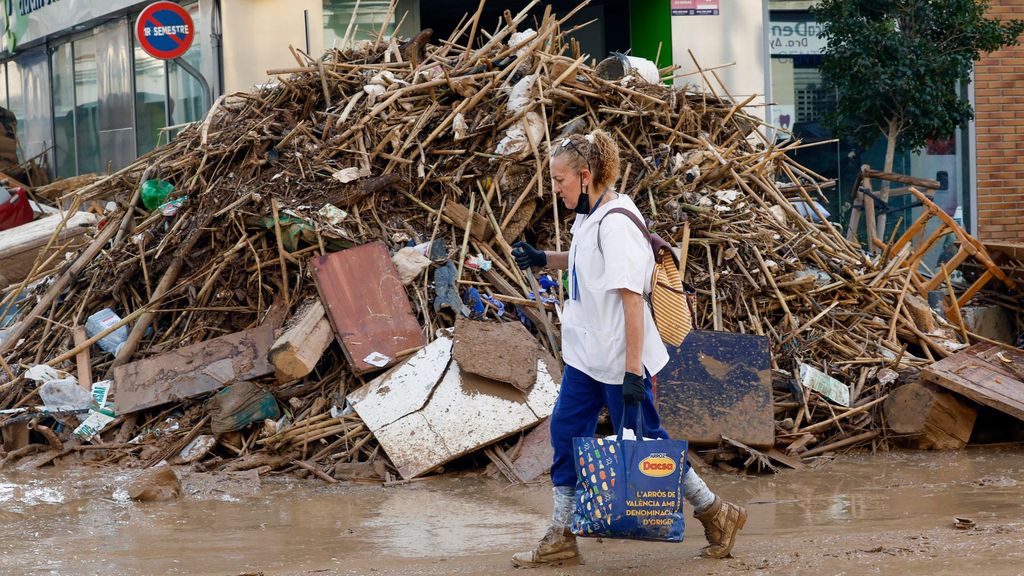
0,447,1020,575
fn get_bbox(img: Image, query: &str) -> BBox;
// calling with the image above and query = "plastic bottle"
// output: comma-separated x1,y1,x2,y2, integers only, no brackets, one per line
0,185,9,205
85,308,129,356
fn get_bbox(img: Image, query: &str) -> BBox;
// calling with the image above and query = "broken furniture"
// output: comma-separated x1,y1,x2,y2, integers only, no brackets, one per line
0,211,98,284
921,342,1024,422
846,165,940,250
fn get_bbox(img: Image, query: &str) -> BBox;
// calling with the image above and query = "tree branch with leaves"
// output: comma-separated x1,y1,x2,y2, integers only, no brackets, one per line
813,0,1024,239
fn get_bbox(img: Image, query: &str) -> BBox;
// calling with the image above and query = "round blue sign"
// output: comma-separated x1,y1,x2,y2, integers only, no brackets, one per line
135,2,195,60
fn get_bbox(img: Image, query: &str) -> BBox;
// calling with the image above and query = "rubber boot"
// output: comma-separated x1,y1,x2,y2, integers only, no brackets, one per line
510,525,581,568
694,496,747,558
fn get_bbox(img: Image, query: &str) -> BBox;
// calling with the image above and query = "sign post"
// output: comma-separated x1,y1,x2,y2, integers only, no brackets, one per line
135,1,211,109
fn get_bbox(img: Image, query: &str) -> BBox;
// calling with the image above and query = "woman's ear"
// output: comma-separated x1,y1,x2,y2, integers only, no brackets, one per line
579,168,592,188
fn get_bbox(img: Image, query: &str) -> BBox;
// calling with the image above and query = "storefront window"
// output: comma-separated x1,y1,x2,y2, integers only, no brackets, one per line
135,43,167,155
53,43,77,179
74,35,100,175
7,50,52,178
324,0,401,46
167,3,206,133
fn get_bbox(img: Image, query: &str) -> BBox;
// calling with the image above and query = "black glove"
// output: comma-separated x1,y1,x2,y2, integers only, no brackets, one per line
512,241,546,270
622,372,645,407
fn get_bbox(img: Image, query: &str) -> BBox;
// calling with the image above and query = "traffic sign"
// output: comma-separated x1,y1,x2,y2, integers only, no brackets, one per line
135,1,195,60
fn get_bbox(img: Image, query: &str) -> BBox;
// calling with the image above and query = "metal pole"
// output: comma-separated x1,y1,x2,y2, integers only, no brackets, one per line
172,56,212,110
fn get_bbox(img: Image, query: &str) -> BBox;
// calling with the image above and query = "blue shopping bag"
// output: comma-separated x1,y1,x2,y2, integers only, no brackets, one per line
570,409,689,542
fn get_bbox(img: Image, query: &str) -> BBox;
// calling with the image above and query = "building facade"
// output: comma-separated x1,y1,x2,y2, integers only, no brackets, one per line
974,0,1024,242
0,0,1018,242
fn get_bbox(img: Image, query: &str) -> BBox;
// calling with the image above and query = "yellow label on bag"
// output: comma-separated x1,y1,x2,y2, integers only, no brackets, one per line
639,454,676,477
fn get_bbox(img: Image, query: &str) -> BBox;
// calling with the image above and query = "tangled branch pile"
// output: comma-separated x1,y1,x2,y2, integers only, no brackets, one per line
0,2,968,477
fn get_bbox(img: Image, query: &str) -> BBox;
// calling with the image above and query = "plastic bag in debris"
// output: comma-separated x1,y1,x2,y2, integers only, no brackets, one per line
140,179,175,211
85,308,129,356
209,381,281,436
39,379,92,410
392,246,432,285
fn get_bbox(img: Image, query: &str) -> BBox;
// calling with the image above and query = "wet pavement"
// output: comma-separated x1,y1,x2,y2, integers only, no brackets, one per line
1,446,1023,575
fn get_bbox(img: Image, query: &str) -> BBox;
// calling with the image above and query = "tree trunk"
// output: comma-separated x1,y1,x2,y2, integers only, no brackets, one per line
876,118,899,241
883,382,977,450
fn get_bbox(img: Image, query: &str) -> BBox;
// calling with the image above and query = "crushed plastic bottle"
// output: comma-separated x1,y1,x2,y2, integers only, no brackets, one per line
85,308,129,356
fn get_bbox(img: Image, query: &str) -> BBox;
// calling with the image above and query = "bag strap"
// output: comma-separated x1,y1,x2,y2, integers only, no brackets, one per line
599,208,677,266
597,207,648,255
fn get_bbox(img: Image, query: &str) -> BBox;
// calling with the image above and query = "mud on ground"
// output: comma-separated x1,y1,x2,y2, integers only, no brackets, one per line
0,447,1022,575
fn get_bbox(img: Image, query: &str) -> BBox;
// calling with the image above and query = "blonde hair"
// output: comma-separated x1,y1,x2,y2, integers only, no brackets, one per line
550,129,621,192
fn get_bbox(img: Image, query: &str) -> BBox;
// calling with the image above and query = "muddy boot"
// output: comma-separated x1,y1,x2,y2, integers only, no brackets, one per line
694,496,747,558
511,525,580,568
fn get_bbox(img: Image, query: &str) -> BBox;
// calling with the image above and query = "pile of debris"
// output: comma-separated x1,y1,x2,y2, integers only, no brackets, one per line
0,2,1019,482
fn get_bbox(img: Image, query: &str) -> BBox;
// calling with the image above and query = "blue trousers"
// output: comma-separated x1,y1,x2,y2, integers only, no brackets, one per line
549,364,670,487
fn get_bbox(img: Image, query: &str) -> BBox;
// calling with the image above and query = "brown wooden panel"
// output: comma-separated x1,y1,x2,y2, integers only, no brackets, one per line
112,324,275,414
311,242,425,375
656,330,775,448
512,418,553,482
921,342,1024,421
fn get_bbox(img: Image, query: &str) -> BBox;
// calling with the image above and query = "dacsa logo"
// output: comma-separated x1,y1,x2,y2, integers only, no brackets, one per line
639,454,676,477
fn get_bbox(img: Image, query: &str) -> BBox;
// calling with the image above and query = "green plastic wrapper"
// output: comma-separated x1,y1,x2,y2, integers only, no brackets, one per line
141,179,175,211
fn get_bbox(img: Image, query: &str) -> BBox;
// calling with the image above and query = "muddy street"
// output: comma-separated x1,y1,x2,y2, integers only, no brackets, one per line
0,447,1020,576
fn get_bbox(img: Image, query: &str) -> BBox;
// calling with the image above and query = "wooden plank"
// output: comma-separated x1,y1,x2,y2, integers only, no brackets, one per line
311,242,426,375
656,330,775,448
921,342,1024,421
348,337,559,480
984,240,1024,261
443,200,492,242
512,417,554,482
72,326,92,390
862,168,941,190
0,211,98,283
112,323,275,414
268,300,335,382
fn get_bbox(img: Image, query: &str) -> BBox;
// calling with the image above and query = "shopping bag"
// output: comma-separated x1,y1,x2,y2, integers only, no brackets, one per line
571,409,689,542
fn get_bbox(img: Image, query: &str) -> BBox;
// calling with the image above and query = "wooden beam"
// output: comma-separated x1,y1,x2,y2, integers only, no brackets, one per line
269,300,335,382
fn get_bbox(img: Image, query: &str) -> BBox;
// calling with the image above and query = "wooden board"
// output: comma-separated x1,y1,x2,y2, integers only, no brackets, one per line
921,342,1024,421
348,337,560,480
311,242,425,375
512,418,554,482
112,323,275,414
656,330,774,448
883,382,977,450
0,211,98,283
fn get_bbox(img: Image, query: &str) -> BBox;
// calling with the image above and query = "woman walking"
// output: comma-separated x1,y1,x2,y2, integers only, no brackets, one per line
510,130,746,567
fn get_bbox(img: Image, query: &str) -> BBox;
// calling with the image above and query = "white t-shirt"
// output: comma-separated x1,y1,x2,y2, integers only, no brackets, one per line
560,194,670,384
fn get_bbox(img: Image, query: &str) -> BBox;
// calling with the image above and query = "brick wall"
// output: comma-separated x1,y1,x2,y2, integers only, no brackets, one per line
975,2,1024,242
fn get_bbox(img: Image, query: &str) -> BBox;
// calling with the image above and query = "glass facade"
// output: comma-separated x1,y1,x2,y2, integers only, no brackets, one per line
73,34,100,175
0,1,207,177
167,4,205,132
323,0,399,47
134,42,167,156
52,43,77,178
